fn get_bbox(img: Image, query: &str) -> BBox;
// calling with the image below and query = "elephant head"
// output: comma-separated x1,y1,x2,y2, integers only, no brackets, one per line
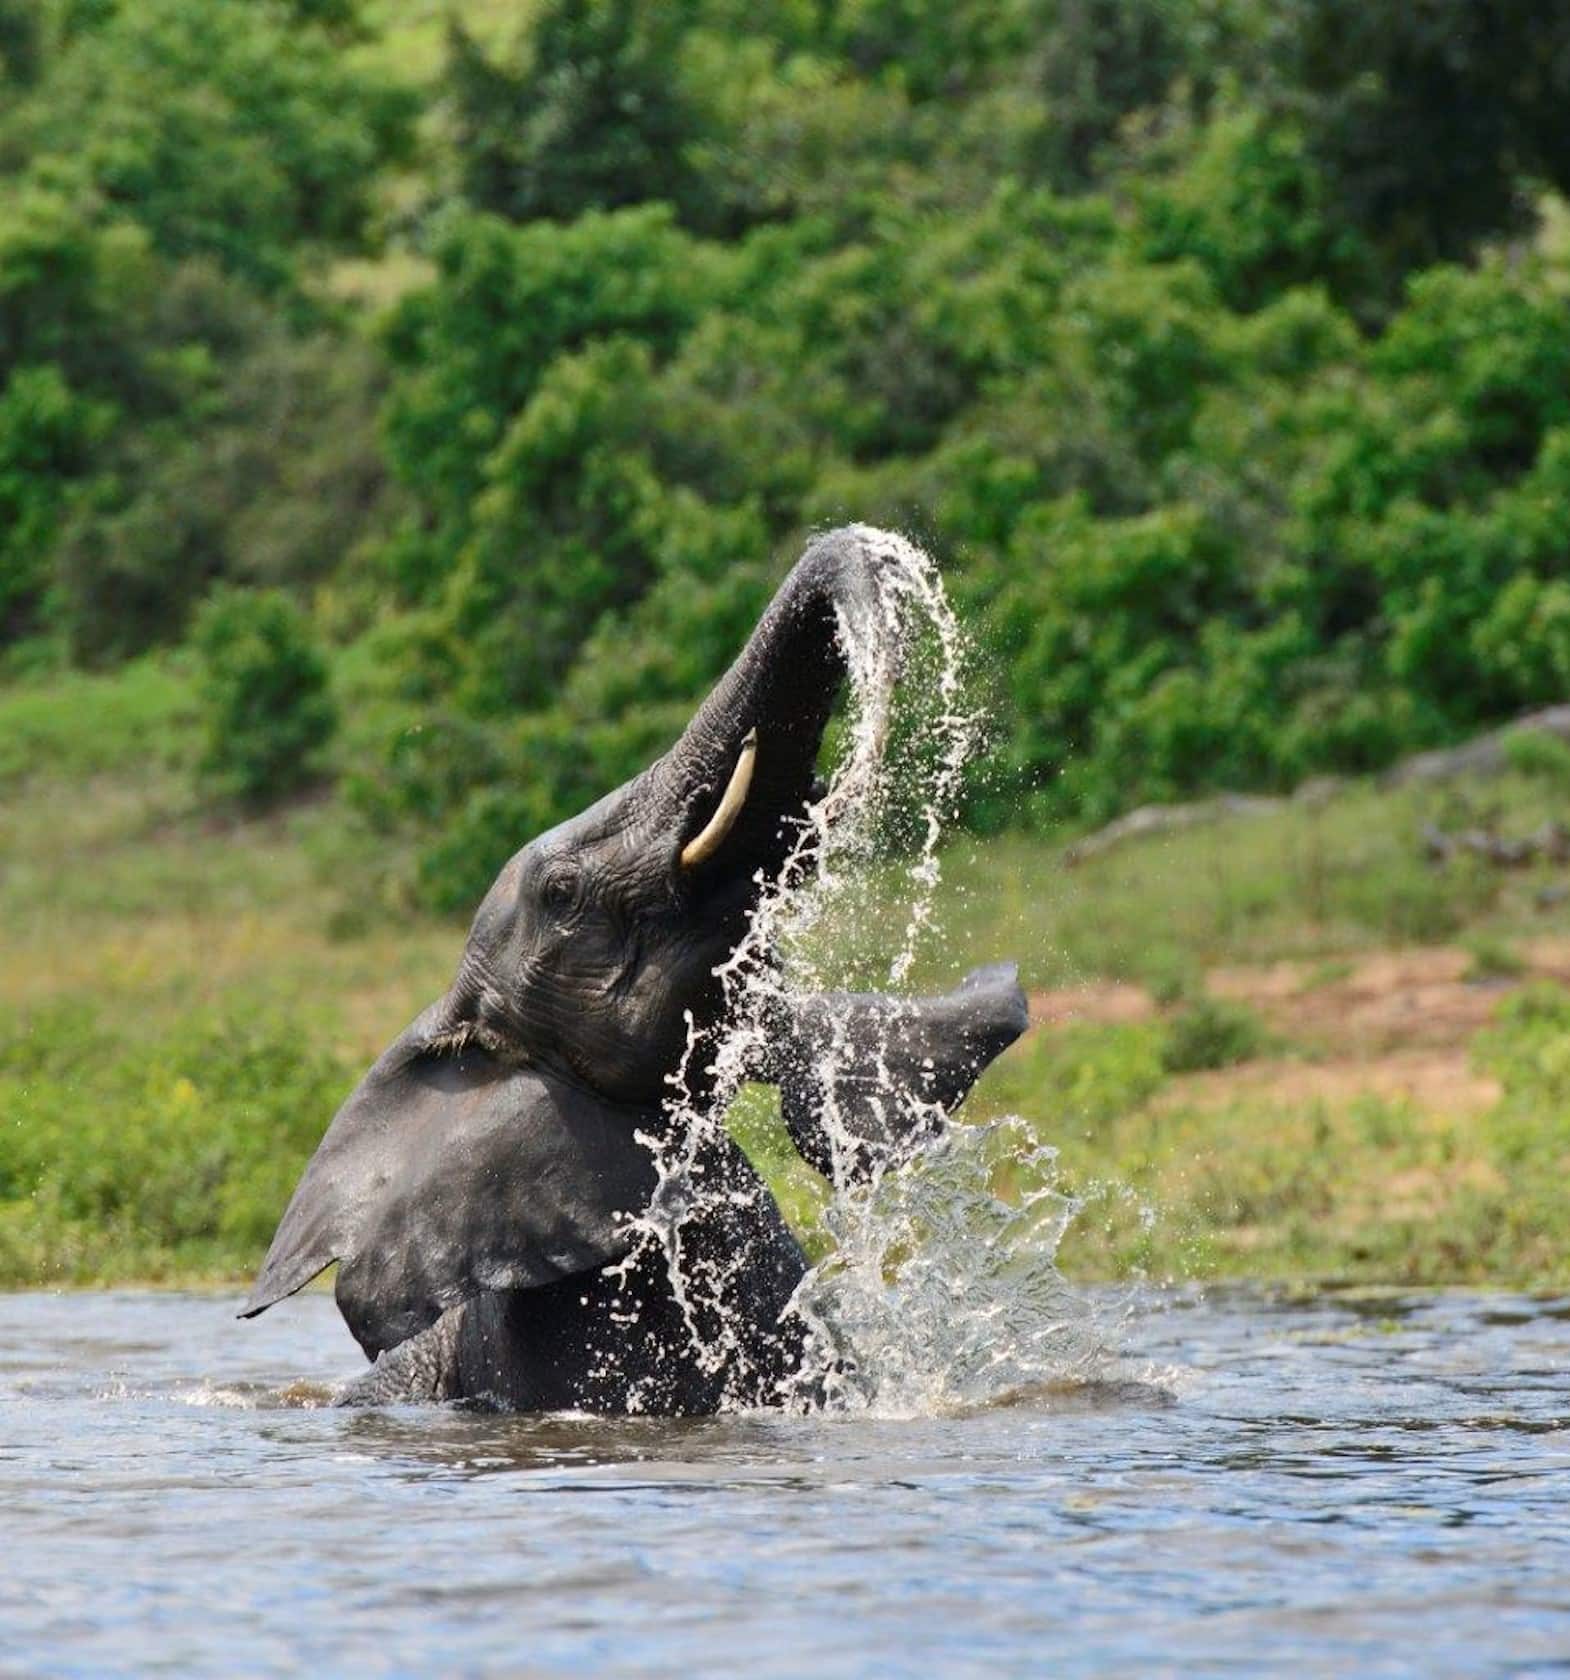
422,525,893,1103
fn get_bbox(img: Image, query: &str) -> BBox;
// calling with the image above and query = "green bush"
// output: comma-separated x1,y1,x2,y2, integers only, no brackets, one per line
0,364,113,636
193,588,337,804
1462,934,1525,984
0,1004,354,1285
1142,948,1199,1007
1473,984,1570,1096
49,294,403,664
1160,995,1269,1074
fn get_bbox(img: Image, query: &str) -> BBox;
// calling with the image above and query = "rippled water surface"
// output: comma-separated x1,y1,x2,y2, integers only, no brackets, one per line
4,1288,1568,1677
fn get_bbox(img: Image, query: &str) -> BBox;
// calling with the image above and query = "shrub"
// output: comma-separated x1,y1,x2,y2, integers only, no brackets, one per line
1142,948,1198,1007
13,0,415,292
193,588,337,804
1160,995,1269,1074
0,1004,354,1285
1462,935,1525,984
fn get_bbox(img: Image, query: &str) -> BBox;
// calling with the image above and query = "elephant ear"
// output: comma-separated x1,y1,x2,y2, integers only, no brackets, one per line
239,1004,660,1359
774,963,1030,1183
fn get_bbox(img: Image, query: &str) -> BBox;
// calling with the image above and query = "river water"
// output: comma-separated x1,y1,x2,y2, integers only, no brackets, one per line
3,1287,1568,1677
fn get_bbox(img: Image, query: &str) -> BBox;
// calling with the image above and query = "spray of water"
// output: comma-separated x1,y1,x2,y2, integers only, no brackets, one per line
620,527,1121,1415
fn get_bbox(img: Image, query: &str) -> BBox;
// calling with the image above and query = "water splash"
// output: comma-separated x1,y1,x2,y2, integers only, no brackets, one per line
626,526,1114,1415
798,1117,1090,1414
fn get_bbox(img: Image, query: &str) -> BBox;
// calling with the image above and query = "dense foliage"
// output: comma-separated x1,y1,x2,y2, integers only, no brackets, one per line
6,0,1570,905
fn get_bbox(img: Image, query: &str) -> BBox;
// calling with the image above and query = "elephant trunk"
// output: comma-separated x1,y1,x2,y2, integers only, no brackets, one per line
656,527,891,881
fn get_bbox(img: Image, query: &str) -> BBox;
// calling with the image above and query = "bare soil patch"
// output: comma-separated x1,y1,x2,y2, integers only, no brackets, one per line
1028,938,1570,1115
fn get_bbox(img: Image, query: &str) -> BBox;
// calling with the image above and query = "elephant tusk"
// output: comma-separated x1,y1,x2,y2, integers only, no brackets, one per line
681,729,757,868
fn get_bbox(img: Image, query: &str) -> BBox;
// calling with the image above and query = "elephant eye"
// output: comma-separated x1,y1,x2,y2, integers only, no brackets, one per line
540,864,580,912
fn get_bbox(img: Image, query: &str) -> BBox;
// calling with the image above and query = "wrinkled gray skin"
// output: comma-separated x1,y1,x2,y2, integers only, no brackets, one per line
242,530,1027,1413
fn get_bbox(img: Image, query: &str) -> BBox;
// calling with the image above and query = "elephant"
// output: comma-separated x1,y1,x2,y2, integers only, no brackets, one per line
241,527,1028,1414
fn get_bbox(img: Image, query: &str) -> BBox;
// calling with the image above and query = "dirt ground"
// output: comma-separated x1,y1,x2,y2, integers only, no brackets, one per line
1027,940,1570,1116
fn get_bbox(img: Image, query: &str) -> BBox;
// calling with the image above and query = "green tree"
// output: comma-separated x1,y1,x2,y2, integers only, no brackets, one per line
0,0,41,86
4,0,414,291
379,204,718,608
1271,0,1570,293
447,0,705,228
0,365,111,640
53,303,399,664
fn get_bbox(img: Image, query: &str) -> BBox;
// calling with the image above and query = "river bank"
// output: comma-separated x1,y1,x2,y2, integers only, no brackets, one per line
3,694,1568,1289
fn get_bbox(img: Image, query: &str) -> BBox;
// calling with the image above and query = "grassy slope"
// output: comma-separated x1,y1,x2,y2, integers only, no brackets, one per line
2,664,1567,1289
